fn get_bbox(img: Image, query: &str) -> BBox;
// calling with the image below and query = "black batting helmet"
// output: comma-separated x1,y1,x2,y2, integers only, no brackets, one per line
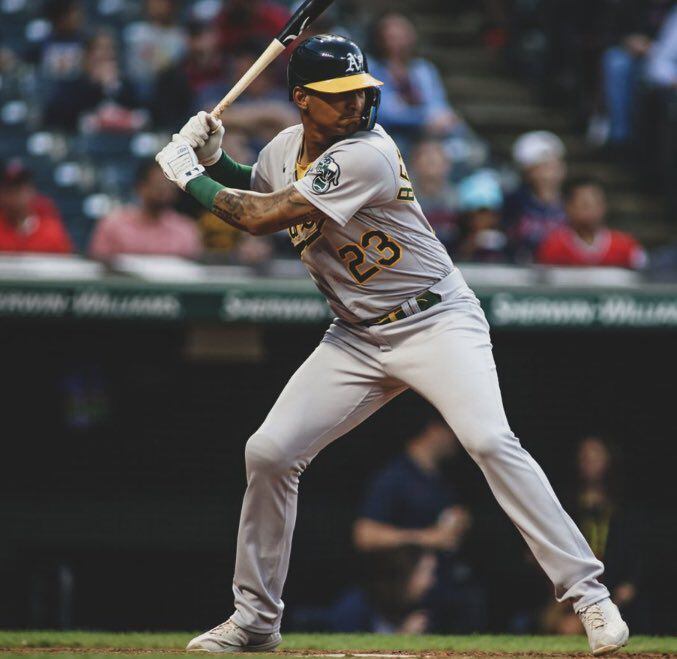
287,34,382,131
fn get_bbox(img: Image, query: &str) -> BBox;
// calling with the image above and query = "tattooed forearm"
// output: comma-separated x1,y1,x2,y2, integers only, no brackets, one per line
212,189,250,232
210,184,324,235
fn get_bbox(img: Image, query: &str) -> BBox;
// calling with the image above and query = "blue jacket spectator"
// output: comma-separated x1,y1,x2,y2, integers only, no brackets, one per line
353,415,486,632
367,13,466,155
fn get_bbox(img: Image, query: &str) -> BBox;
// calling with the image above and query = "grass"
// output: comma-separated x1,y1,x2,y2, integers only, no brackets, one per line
0,631,675,657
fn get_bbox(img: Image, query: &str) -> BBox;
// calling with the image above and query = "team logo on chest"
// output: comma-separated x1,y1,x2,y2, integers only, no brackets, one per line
345,52,363,73
311,155,341,194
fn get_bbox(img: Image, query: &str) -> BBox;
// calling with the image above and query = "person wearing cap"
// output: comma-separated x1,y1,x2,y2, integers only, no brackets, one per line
0,160,72,254
536,176,646,270
503,130,568,263
454,170,511,263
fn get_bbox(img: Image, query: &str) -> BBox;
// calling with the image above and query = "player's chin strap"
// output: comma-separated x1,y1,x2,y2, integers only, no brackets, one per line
360,87,381,131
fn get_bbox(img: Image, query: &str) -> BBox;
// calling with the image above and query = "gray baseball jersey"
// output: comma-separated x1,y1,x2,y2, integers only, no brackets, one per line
227,124,612,639
251,123,453,323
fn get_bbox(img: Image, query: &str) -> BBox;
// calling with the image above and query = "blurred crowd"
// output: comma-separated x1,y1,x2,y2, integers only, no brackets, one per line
490,0,677,206
0,0,666,271
291,416,645,635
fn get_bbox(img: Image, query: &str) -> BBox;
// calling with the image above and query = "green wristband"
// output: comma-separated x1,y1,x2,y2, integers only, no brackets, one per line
186,175,224,210
206,151,253,190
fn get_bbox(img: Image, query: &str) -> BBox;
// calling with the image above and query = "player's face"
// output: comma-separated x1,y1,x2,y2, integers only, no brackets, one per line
300,88,366,137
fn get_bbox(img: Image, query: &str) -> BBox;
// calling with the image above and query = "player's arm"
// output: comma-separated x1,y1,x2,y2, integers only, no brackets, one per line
156,139,323,236
209,183,324,236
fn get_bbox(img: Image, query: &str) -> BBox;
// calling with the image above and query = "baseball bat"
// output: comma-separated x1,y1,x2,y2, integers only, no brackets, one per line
210,0,334,119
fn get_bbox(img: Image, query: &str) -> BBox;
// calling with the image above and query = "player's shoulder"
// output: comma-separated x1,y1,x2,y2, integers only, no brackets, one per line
608,228,639,246
339,124,397,156
259,124,303,157
269,123,303,147
330,124,400,173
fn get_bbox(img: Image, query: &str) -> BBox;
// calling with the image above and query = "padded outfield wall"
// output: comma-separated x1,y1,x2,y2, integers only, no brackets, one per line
0,274,675,633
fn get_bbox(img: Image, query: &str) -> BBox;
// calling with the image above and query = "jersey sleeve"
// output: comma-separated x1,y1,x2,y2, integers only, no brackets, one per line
293,141,399,227
250,142,275,194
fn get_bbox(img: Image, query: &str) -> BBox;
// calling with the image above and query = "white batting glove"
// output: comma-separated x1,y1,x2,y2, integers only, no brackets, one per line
155,138,205,191
175,110,225,166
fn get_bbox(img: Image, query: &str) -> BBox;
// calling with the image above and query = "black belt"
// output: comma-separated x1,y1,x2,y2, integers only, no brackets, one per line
362,290,442,327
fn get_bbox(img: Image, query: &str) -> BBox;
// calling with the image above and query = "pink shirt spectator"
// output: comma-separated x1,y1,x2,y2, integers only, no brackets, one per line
89,205,202,259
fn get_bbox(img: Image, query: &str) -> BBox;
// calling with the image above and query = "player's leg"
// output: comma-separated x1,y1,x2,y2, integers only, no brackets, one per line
386,295,610,611
231,337,404,634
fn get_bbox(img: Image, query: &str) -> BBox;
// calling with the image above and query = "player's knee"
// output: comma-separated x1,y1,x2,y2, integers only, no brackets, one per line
245,433,300,478
464,431,504,461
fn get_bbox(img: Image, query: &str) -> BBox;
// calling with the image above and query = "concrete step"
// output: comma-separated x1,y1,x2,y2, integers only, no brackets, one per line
415,12,483,43
424,46,499,74
457,101,572,133
445,74,534,104
567,162,640,188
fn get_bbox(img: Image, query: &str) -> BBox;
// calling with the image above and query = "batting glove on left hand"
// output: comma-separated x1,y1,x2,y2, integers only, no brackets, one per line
176,110,225,166
155,138,205,191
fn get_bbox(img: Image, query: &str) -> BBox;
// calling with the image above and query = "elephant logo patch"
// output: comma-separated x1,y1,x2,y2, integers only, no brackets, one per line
311,155,341,194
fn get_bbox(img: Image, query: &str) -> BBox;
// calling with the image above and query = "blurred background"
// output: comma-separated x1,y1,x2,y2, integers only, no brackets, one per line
0,0,676,638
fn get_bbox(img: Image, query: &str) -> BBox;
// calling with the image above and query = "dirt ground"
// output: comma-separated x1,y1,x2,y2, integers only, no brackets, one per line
1,649,675,658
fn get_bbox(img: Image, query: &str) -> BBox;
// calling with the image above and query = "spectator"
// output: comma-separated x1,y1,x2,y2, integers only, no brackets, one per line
122,0,187,102
296,547,438,633
152,21,229,130
454,170,510,263
599,1,674,147
28,0,86,82
0,160,72,254
504,130,567,262
89,160,201,259
537,177,646,269
217,0,290,53
541,436,644,634
44,30,141,131
409,139,458,251
367,13,466,154
646,6,677,89
353,415,485,632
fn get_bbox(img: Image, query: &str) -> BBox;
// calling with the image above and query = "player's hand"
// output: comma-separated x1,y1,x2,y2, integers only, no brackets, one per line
176,111,225,166
155,138,205,191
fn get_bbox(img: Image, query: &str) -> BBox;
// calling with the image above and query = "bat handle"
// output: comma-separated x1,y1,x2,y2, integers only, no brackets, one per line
210,40,287,120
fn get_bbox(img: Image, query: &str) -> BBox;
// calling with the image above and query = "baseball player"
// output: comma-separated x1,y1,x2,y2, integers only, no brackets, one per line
155,35,629,655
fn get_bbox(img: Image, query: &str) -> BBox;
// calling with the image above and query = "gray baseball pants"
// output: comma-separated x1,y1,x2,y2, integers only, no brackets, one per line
230,269,609,633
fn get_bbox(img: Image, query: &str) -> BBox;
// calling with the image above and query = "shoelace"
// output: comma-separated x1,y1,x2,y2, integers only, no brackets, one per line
210,620,236,635
579,604,605,630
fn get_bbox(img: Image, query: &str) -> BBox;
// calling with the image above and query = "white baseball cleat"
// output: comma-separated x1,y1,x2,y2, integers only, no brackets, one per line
187,619,281,653
578,597,630,656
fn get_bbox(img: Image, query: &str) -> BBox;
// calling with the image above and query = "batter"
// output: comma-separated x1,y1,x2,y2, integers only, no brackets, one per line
155,34,629,656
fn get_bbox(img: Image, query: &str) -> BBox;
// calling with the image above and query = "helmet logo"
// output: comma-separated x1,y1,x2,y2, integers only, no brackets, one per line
311,155,341,193
345,52,363,73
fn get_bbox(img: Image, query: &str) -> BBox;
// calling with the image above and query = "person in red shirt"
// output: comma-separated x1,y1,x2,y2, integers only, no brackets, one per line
537,177,646,269
217,0,290,53
0,160,73,254
88,159,202,259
